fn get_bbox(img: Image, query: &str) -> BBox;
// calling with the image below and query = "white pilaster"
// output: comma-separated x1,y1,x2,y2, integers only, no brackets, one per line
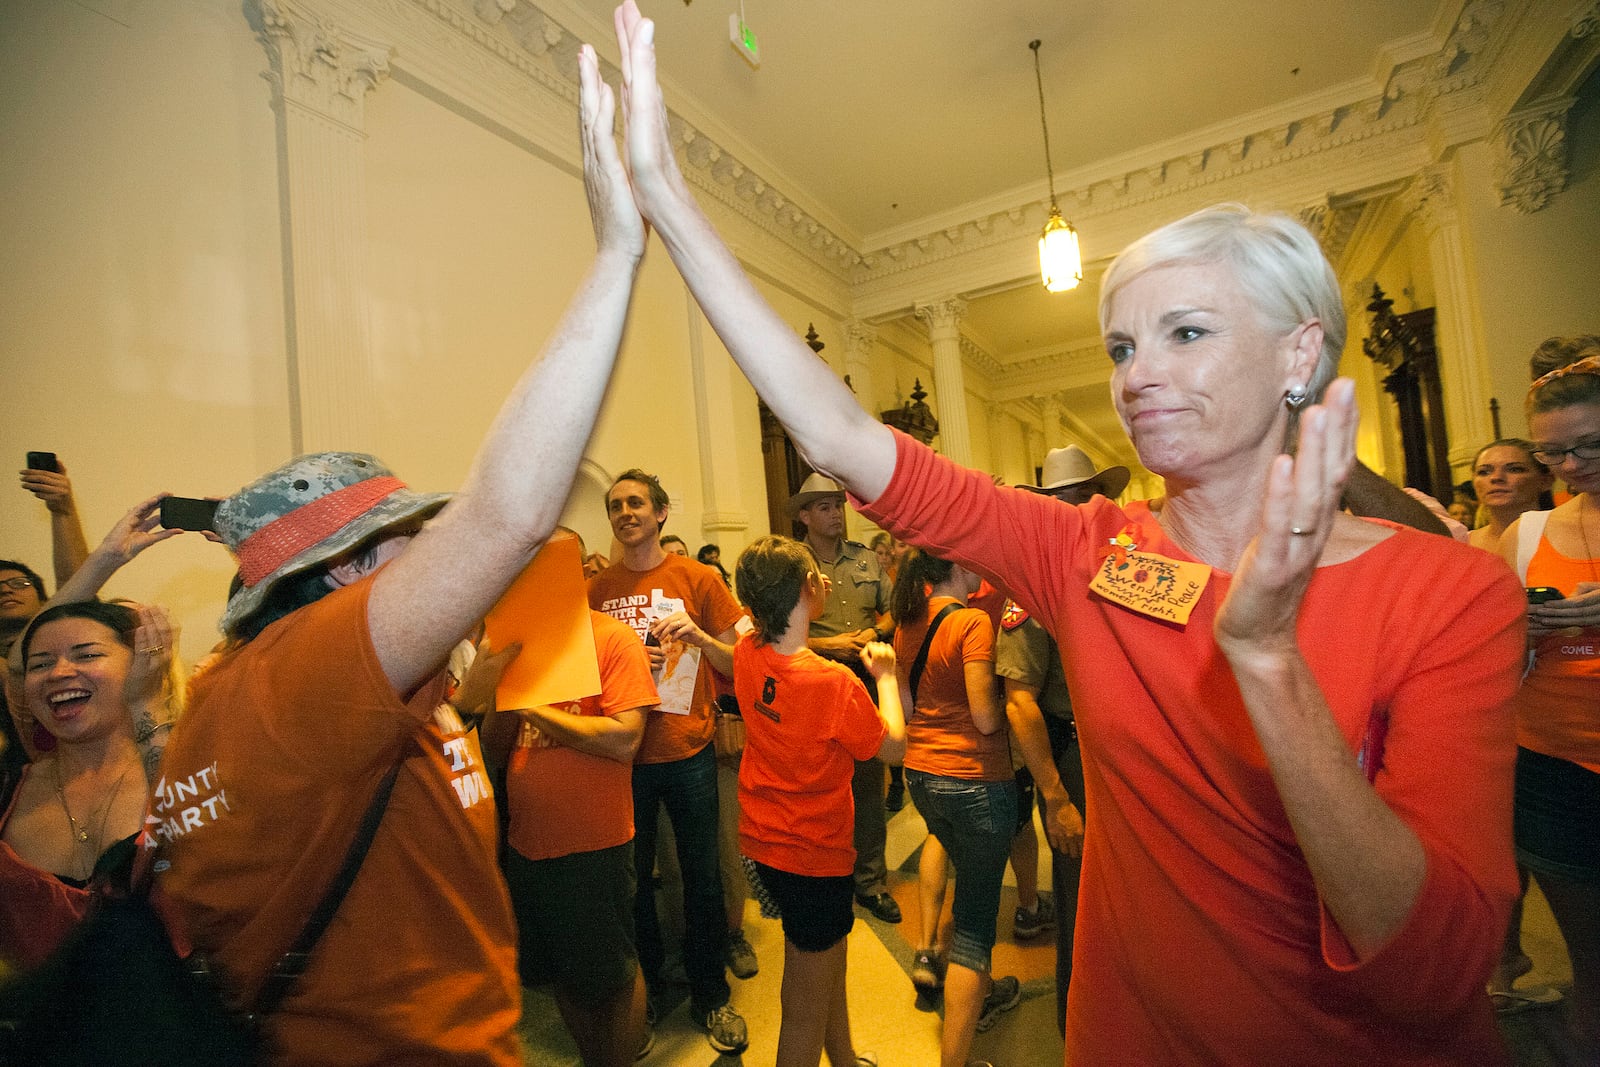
256,0,393,454
1406,164,1493,468
685,291,750,544
915,297,971,464
844,321,879,415
1037,393,1063,452
986,402,1009,478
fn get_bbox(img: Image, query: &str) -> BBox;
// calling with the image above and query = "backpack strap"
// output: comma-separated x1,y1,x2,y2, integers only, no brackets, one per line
908,603,964,708
1515,510,1551,583
253,760,402,1016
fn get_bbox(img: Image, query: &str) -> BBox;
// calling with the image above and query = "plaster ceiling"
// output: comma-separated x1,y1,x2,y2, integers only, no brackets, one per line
560,0,1441,240
550,0,1451,471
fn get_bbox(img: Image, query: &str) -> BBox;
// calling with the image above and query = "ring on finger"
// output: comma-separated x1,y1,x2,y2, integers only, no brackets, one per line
139,645,164,654
1289,526,1316,536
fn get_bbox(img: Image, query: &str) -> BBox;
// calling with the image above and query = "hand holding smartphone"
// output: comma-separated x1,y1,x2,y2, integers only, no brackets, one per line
1526,586,1564,605
159,497,220,533
25,451,60,473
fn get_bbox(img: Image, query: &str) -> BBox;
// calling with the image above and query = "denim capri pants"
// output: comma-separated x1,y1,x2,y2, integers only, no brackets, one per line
906,769,1017,973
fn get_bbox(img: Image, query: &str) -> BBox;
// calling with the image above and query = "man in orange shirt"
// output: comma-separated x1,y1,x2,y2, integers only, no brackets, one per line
589,469,749,1056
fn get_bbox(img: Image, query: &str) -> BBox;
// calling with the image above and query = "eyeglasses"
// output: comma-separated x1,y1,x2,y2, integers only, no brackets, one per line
0,577,36,593
1530,439,1600,465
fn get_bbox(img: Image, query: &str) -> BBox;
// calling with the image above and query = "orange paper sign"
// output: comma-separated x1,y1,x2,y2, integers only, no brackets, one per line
483,535,602,709
1089,548,1212,626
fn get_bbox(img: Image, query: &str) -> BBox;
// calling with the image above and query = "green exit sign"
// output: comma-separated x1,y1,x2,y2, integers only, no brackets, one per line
729,13,759,67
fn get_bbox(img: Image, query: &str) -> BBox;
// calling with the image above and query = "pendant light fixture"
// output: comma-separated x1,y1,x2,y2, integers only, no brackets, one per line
1030,39,1082,293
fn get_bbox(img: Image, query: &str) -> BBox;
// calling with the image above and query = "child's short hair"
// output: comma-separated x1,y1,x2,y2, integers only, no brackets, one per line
735,535,816,643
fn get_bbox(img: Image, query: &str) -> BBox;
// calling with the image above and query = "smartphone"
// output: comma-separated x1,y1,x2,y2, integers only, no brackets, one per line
159,496,220,533
25,451,59,473
1526,586,1565,605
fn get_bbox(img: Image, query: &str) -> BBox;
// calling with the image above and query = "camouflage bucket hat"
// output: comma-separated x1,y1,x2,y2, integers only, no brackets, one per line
215,452,448,635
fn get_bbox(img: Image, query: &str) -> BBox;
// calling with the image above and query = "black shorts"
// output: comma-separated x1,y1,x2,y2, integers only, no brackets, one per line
748,859,854,952
1514,747,1600,883
503,841,639,997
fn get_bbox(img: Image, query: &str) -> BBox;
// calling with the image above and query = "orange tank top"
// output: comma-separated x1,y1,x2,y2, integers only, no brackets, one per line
1515,537,1600,772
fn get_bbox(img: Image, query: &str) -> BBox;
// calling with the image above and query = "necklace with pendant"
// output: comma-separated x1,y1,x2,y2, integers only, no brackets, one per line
54,758,134,878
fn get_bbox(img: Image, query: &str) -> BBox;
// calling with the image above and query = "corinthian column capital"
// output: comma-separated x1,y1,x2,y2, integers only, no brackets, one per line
256,0,394,128
914,297,967,337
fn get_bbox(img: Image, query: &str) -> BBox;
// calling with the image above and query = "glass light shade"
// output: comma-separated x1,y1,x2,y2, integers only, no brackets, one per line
1039,207,1082,293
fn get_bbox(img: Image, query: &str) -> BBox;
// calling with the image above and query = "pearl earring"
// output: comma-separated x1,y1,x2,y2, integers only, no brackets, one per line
1285,386,1308,409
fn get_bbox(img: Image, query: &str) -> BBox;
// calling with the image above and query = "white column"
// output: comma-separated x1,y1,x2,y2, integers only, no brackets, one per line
1406,164,1493,468
843,321,878,415
685,292,749,546
915,297,971,464
257,0,393,454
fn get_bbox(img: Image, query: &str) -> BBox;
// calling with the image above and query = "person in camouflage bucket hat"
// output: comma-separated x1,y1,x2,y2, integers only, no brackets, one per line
215,452,449,637
152,39,652,1065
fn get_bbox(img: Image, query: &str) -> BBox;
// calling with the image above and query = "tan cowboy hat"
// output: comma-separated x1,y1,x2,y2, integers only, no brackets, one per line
787,473,846,516
1020,445,1130,499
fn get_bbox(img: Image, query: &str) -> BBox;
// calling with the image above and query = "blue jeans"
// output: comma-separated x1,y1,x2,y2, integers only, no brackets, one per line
632,743,731,1015
906,769,1016,973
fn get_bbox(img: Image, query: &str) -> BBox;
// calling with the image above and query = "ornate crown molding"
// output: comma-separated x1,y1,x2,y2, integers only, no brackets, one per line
288,0,1578,319
1493,98,1574,212
959,335,1004,381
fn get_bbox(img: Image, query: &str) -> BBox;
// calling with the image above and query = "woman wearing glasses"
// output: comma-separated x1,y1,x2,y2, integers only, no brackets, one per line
1501,350,1600,1058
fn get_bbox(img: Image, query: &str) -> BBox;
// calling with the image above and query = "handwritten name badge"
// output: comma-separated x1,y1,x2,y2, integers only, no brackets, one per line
1090,549,1212,625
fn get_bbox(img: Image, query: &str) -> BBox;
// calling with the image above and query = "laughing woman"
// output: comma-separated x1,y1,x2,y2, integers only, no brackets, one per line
0,600,177,970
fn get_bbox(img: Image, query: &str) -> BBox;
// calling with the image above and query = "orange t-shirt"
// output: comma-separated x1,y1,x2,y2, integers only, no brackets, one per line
893,597,1010,780
154,578,519,1066
1516,538,1600,772
505,610,658,860
734,637,886,877
589,554,744,764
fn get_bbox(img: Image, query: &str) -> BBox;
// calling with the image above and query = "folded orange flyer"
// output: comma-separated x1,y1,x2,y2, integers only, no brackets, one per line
483,534,601,709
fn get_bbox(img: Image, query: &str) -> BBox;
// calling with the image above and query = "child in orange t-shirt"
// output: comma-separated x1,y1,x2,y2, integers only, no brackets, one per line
732,535,906,1067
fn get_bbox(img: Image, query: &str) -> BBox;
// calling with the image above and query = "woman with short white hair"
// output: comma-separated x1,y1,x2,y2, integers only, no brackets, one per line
601,7,1526,1060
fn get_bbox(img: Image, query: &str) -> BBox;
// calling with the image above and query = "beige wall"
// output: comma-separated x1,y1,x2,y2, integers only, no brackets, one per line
1,0,286,661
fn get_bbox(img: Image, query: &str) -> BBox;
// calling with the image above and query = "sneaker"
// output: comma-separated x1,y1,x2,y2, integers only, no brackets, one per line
910,947,943,995
1013,893,1056,940
701,1003,749,1055
727,929,759,979
976,975,1021,1032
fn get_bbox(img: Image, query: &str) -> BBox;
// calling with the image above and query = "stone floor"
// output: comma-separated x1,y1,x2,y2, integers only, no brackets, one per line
516,803,1582,1067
